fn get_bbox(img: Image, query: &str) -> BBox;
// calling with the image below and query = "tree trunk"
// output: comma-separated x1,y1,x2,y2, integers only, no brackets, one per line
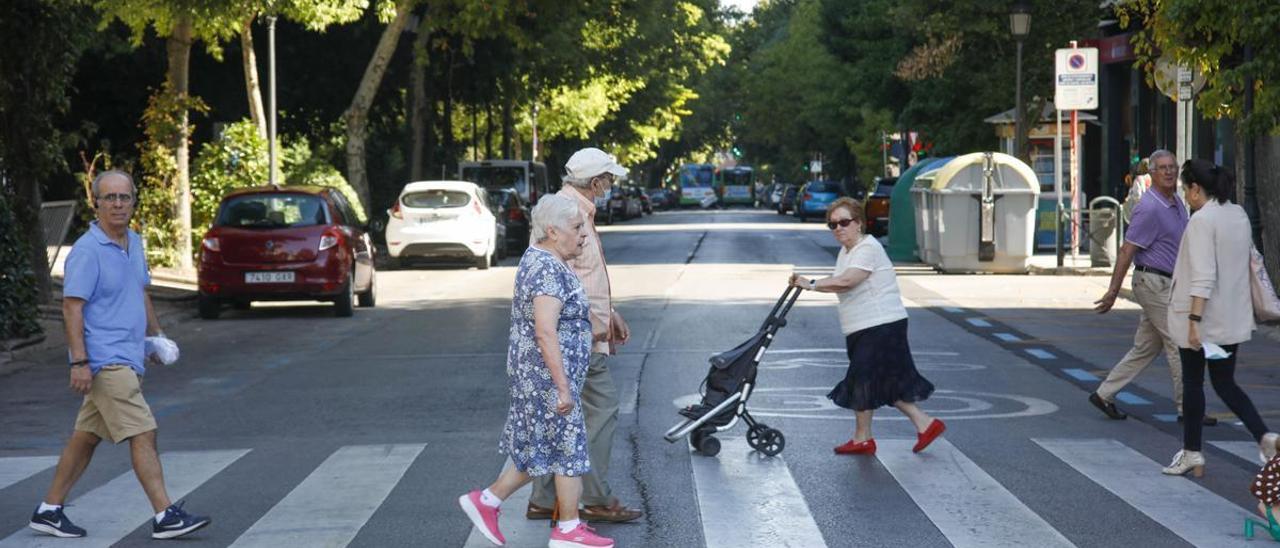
484,101,493,159
1256,135,1280,285
1015,97,1045,162
408,14,431,181
241,17,267,139
501,90,513,158
166,15,194,271
343,0,414,211
442,51,455,174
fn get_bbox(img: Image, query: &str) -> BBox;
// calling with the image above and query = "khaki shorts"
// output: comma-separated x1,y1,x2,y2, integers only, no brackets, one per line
74,365,157,443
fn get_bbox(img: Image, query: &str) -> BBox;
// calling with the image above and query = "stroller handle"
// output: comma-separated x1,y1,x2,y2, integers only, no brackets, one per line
760,285,803,332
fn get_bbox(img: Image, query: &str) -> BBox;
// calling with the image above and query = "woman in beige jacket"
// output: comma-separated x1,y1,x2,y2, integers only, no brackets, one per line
1162,159,1277,476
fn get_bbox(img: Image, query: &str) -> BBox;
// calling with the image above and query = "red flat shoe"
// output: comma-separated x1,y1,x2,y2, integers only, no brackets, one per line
834,438,876,455
913,419,946,453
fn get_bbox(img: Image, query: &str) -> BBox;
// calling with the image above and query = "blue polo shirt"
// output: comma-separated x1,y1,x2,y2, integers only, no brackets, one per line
62,222,151,376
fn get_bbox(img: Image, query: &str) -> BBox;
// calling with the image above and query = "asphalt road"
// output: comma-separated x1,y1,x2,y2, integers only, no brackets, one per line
0,208,1272,547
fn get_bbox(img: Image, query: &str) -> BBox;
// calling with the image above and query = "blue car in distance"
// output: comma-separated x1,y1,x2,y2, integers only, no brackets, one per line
793,180,847,222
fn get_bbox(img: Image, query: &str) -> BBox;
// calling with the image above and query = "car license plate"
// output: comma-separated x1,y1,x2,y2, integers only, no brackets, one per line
245,271,294,283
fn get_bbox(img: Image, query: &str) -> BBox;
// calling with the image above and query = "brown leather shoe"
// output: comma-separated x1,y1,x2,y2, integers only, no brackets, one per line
525,501,554,520
580,500,642,523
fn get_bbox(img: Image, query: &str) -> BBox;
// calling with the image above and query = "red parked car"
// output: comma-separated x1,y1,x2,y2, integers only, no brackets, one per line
197,186,376,319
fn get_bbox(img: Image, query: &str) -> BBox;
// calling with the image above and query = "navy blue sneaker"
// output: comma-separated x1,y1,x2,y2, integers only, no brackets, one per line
151,501,210,539
29,505,87,538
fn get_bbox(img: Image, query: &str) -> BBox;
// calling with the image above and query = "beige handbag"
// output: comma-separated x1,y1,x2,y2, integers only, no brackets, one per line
1251,246,1280,323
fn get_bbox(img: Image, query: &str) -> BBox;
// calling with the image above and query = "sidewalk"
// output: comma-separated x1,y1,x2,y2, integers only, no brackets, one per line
1,267,197,373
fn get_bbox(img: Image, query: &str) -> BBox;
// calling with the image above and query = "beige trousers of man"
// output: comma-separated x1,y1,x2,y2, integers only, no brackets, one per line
531,352,619,507
1096,270,1184,412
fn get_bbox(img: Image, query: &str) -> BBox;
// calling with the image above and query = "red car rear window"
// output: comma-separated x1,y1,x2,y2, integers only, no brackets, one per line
217,194,327,228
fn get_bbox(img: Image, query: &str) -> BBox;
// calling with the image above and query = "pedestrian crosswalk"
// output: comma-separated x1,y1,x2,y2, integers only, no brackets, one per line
230,444,424,548
0,449,249,548
877,439,1073,548
0,437,1267,547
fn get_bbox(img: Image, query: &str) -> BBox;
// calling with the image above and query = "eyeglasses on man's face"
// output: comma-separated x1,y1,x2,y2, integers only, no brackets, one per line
1154,164,1179,173
827,218,855,230
97,193,135,205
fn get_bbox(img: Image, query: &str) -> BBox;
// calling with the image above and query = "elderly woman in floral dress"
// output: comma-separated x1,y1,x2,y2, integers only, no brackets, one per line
458,194,612,548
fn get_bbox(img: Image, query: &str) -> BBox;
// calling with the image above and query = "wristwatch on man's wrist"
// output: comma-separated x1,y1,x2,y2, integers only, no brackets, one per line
1189,314,1203,322
808,279,817,291
69,359,88,368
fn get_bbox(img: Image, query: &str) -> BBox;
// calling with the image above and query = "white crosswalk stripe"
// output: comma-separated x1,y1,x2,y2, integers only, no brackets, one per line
877,438,1075,548
1035,438,1255,547
0,449,249,548
690,437,827,548
6,437,1269,547
230,444,425,548
0,456,58,491
1210,441,1265,466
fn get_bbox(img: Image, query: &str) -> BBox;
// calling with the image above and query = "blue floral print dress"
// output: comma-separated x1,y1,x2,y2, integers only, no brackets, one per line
499,246,593,477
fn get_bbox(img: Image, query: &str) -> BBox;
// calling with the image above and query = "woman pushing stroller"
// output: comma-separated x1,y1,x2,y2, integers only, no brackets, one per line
788,197,946,455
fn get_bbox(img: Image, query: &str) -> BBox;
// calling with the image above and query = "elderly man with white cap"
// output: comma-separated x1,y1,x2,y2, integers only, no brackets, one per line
526,147,643,524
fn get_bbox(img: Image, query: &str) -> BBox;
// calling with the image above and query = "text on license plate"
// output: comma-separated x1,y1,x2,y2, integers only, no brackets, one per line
245,271,295,283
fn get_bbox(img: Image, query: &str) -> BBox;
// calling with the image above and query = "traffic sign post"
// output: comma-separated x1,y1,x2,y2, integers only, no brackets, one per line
1054,44,1098,267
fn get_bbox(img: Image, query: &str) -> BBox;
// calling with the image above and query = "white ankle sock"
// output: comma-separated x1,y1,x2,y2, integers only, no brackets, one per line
479,488,502,508
155,509,167,523
557,518,581,534
38,502,61,514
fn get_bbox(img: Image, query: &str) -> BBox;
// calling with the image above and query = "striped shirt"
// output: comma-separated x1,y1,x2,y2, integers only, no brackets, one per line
558,186,613,354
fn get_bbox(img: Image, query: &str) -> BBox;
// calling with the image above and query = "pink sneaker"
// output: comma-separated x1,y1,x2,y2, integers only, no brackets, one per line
549,522,614,548
458,490,505,546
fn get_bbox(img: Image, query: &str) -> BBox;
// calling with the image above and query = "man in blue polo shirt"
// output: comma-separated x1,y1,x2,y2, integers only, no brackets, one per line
1090,150,1211,426
28,170,212,540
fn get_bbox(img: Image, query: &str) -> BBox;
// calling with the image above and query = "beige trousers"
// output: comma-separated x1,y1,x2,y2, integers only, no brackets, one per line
1096,270,1184,412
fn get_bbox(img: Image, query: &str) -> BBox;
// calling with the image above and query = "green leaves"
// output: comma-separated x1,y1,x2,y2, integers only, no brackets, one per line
1121,0,1280,135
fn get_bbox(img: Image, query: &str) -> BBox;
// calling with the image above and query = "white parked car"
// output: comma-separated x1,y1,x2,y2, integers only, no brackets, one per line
385,180,504,269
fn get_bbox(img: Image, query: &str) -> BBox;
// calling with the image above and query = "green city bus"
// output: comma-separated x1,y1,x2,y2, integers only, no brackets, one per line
720,166,754,206
678,163,719,207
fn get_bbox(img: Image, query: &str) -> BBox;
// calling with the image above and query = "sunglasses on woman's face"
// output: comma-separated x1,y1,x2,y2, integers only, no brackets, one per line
827,218,854,230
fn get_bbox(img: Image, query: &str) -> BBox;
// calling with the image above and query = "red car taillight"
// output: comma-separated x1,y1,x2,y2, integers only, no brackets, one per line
390,201,403,219
803,193,813,201
509,208,523,222
319,230,341,251
201,236,220,252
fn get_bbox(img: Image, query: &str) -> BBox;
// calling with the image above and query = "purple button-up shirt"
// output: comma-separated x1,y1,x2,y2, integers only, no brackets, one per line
1124,188,1188,274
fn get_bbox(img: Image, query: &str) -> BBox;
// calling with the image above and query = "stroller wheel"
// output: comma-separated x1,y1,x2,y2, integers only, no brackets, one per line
747,424,770,450
751,427,785,457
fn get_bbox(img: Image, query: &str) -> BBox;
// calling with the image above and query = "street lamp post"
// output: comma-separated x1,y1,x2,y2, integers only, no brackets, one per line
268,15,278,188
1010,1,1031,161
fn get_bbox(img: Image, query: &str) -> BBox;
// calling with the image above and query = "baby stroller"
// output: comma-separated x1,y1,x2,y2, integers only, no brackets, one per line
664,286,801,457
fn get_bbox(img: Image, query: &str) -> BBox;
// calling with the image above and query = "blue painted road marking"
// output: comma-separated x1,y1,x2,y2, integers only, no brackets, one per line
1063,368,1098,381
967,318,992,328
1026,349,1056,360
1115,392,1152,405
993,333,1021,342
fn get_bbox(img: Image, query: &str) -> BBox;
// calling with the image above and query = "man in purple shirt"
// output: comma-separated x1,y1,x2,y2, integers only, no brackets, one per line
1090,150,1211,425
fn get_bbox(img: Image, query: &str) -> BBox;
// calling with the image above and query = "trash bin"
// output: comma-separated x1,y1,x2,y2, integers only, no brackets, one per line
1089,197,1121,267
913,152,1040,273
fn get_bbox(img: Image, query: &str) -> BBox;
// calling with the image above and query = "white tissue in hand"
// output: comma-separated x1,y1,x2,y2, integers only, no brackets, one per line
145,336,180,365
1203,342,1231,360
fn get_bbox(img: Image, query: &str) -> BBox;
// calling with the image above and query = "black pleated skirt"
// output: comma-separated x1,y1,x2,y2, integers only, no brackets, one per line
828,318,935,411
